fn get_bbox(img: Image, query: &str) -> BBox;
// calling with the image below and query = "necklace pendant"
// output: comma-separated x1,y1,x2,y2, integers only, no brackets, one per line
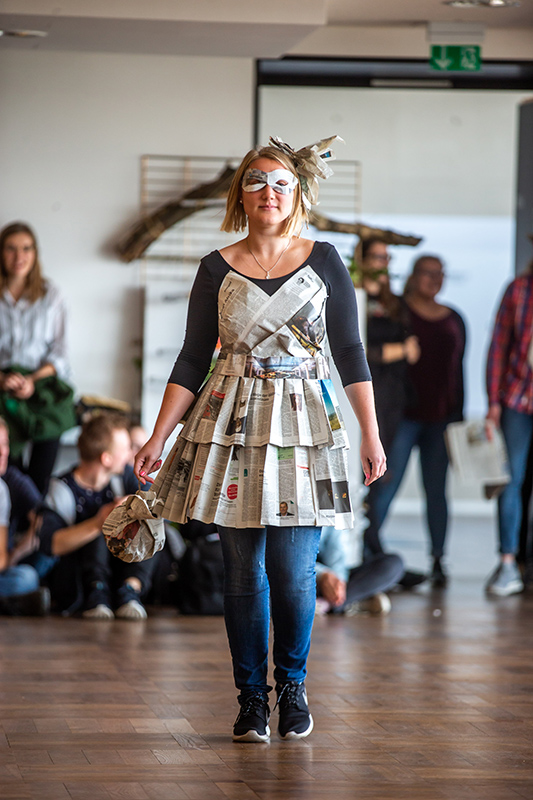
246,236,292,281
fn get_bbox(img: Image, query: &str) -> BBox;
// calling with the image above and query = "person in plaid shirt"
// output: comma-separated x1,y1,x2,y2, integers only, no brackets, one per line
485,263,533,596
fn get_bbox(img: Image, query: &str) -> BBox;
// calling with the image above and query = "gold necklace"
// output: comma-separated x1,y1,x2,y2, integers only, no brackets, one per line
246,238,292,279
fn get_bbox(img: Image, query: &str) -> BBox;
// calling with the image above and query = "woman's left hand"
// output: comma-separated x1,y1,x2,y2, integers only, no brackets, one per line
12,374,35,399
360,435,387,486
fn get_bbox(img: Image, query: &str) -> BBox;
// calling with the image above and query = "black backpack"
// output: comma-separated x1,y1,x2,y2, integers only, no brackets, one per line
178,521,224,615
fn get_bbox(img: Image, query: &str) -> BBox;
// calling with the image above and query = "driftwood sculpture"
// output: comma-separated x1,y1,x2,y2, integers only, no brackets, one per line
309,212,421,248
117,164,422,268
117,165,236,263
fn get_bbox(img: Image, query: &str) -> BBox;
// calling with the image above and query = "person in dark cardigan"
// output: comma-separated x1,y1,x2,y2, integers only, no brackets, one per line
366,254,466,588
361,239,420,454
359,239,425,588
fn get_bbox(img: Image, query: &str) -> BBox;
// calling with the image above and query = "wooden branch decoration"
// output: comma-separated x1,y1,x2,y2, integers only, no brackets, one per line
117,165,237,263
309,212,422,247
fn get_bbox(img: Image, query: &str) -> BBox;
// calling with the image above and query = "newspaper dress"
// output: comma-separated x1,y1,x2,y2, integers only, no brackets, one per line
151,265,354,530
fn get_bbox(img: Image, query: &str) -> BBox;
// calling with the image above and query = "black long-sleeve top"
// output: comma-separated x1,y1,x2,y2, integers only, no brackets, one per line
168,241,371,392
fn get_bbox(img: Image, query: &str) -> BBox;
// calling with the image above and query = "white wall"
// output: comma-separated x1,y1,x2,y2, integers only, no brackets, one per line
259,86,532,419
259,86,528,216
0,49,254,410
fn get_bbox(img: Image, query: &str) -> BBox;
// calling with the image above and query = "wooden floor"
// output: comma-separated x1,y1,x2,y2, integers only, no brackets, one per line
1,581,533,800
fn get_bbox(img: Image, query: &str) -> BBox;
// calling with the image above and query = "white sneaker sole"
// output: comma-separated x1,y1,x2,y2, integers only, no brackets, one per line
233,725,271,743
82,604,114,620
486,580,524,597
115,600,147,619
279,714,314,740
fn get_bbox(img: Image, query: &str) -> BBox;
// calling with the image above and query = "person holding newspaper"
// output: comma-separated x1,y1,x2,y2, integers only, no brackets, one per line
134,136,386,743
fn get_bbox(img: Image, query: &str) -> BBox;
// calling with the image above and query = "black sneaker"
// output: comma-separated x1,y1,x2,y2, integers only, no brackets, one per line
397,569,427,590
275,681,314,740
232,692,271,743
431,558,448,588
0,586,51,617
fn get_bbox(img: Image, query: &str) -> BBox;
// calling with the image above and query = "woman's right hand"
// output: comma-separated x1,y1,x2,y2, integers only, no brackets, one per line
134,436,165,484
485,403,502,441
3,371,29,395
317,571,347,607
404,335,420,365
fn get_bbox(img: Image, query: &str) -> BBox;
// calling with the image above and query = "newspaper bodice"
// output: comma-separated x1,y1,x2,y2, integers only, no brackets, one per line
217,266,328,365
152,265,354,530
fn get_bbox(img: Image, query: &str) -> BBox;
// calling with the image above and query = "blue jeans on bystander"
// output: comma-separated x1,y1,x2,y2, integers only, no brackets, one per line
0,564,40,597
365,418,450,559
498,406,533,555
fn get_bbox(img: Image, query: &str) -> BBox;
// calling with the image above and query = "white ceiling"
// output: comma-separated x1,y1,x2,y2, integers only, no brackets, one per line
0,14,319,58
329,0,533,28
0,0,531,57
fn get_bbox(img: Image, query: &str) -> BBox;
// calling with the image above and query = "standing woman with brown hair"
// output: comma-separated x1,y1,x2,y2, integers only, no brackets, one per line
366,254,466,587
135,136,386,743
0,222,76,495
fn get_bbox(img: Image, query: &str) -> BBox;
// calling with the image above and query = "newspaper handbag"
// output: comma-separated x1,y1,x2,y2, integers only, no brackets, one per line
102,490,166,563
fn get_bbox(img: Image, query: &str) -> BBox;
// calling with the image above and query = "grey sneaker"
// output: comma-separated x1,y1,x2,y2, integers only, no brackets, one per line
345,593,391,616
486,562,523,596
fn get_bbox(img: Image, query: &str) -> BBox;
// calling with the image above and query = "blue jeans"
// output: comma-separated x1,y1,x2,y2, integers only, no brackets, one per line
365,419,449,559
0,564,39,597
218,525,321,696
23,551,58,579
498,406,533,555
345,553,405,606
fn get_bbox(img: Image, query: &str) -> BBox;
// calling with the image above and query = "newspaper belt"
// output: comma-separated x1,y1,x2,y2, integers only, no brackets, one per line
216,353,331,380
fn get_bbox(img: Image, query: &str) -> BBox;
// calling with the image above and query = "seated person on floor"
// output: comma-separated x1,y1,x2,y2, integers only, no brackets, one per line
125,422,151,491
316,526,404,616
0,416,50,615
36,412,158,619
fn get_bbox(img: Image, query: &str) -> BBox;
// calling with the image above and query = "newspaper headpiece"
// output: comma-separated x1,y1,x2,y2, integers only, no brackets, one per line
268,135,344,210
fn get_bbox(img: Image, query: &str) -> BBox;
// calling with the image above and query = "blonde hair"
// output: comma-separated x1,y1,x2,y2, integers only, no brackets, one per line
221,146,308,238
0,222,47,303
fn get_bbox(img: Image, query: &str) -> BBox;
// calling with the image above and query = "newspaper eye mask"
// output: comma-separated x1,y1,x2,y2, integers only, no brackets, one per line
242,168,298,195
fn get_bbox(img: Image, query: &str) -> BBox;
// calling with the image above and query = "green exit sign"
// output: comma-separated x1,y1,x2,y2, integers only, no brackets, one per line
430,45,481,72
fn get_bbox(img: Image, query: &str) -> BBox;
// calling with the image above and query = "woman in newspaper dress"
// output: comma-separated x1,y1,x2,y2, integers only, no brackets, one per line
135,136,386,743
